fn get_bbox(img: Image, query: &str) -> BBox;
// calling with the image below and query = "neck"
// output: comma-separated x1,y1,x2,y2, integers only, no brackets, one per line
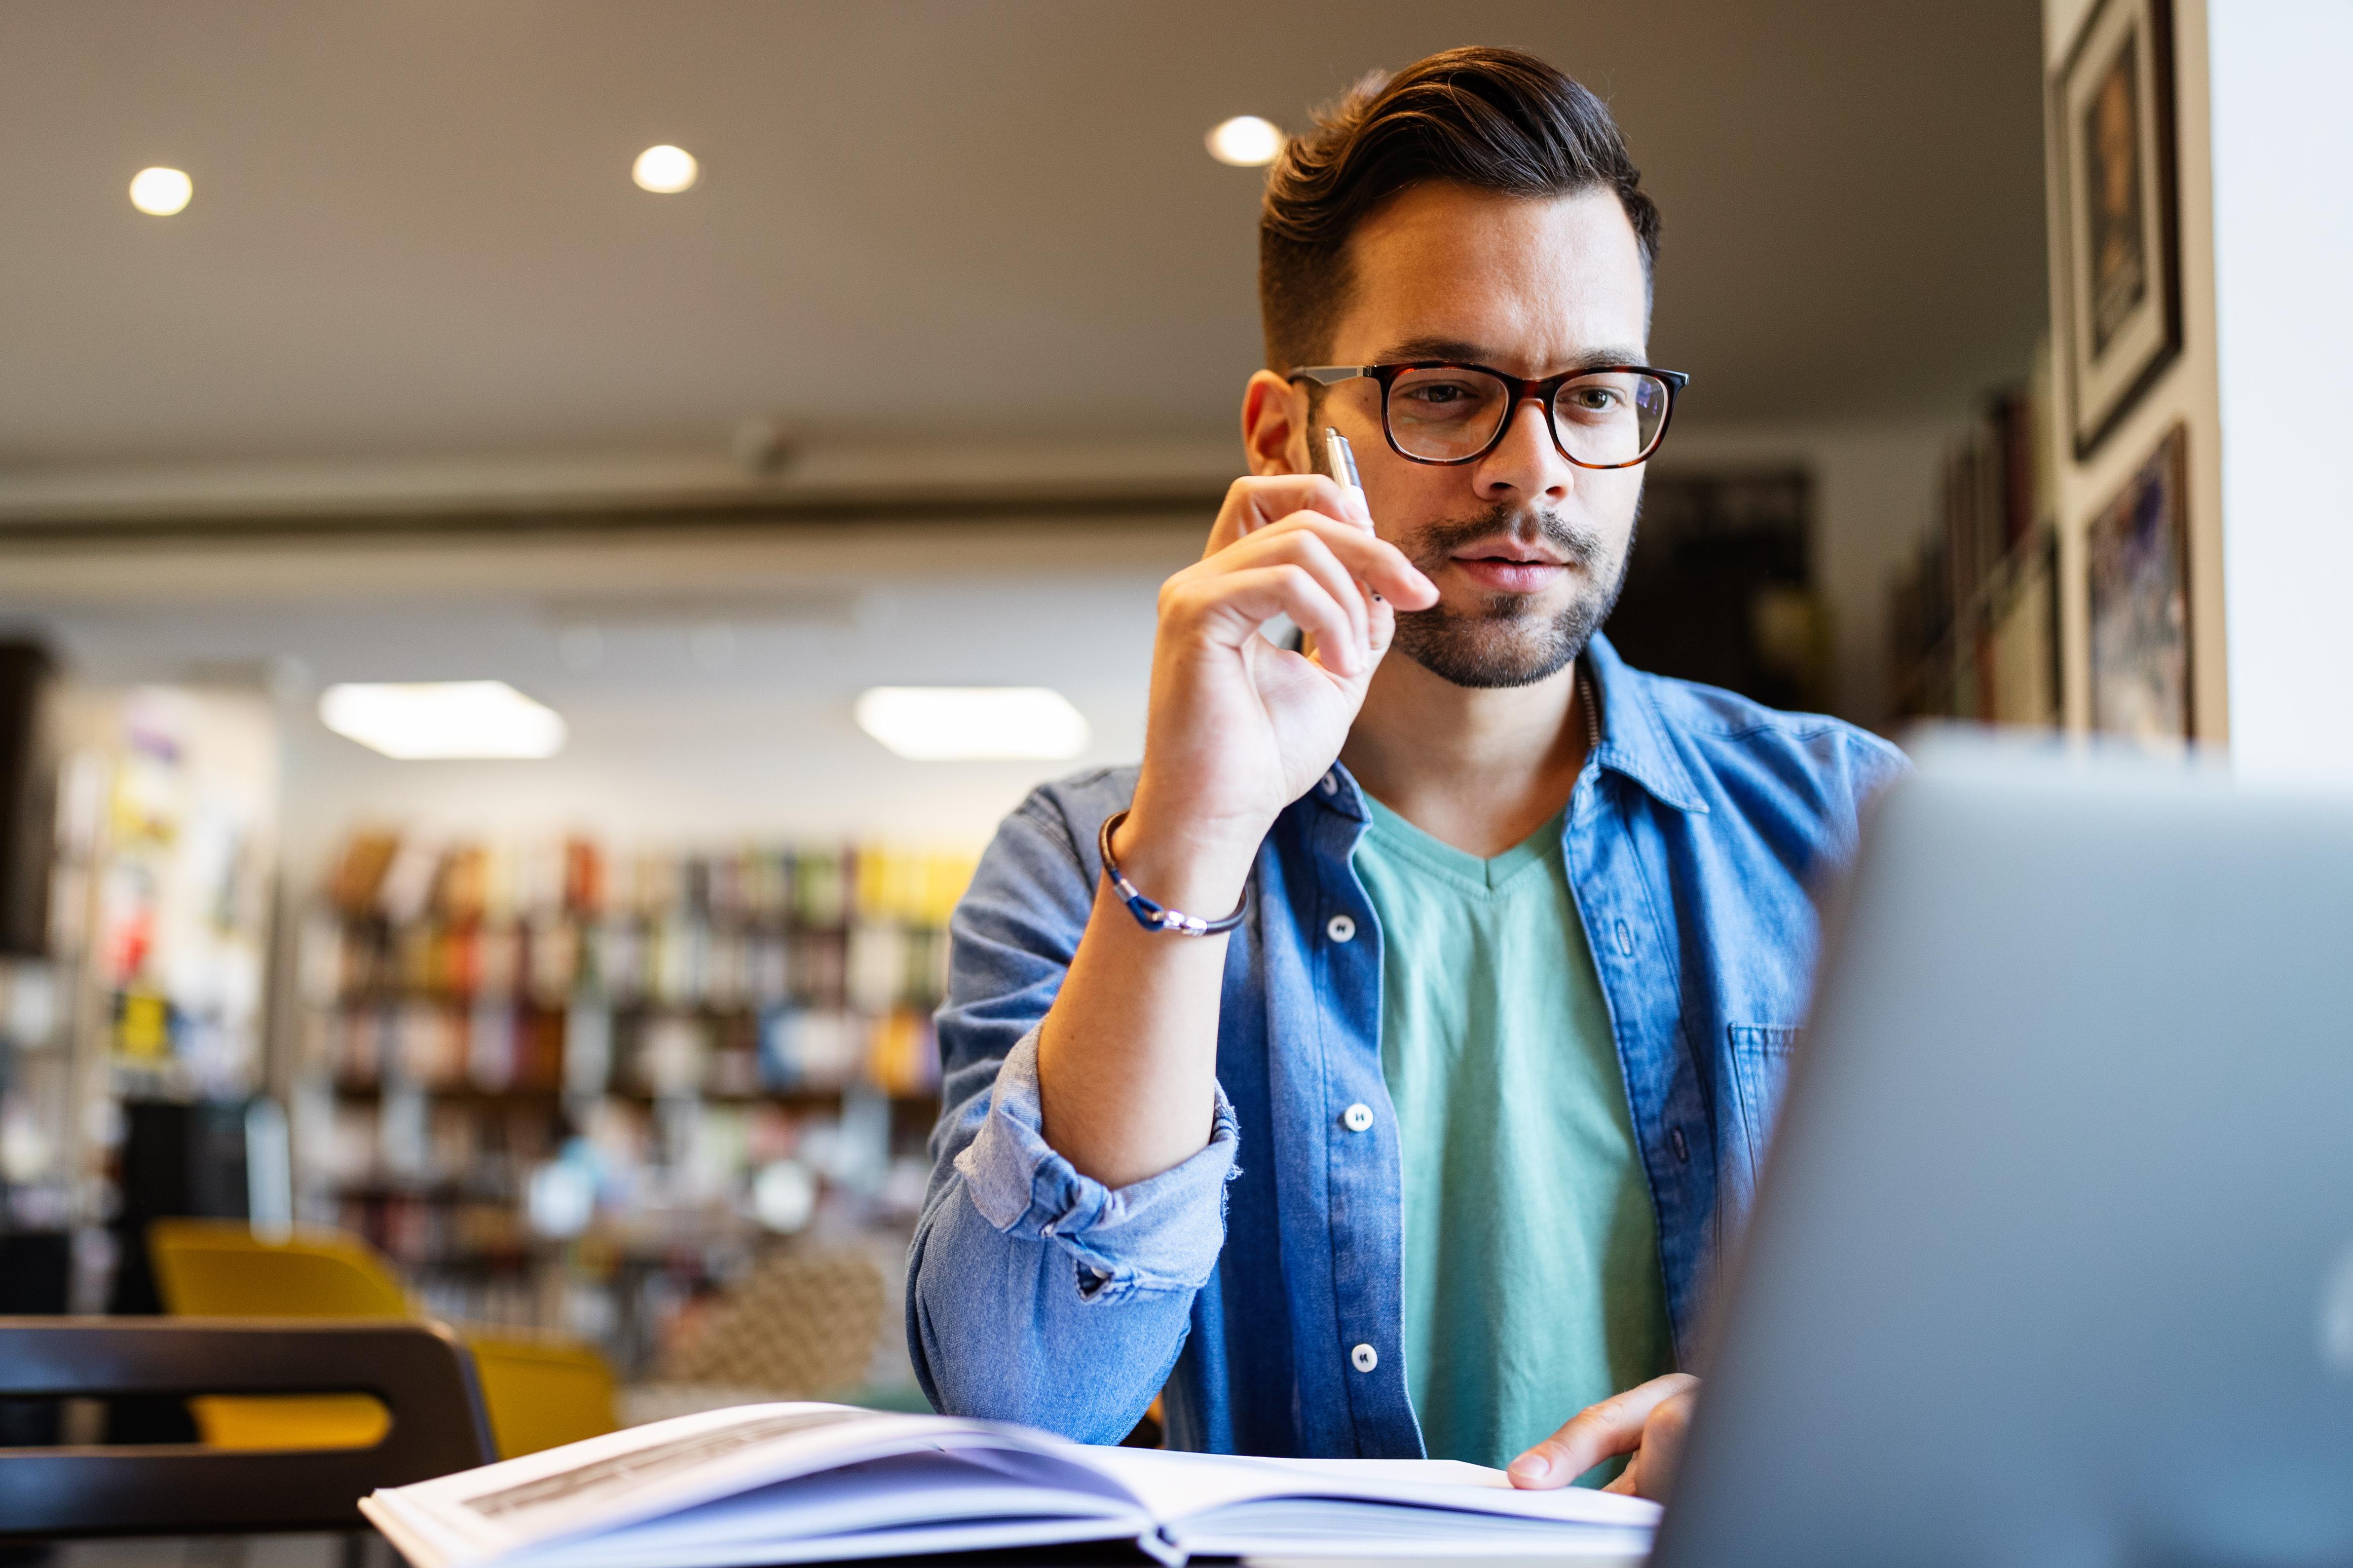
1340,649,1592,858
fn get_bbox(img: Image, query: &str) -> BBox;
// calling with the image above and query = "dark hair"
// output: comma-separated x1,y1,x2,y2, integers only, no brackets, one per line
1258,46,1661,374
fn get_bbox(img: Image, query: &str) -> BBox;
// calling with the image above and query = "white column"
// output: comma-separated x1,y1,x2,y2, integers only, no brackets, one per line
2206,2,2353,781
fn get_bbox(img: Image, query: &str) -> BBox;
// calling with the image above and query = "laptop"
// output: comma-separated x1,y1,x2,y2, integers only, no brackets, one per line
1654,737,2353,1568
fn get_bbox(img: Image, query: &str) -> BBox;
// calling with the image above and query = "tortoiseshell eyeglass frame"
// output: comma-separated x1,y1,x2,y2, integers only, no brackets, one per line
1287,361,1691,471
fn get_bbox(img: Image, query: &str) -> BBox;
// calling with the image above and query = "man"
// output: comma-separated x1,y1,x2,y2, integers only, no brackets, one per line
907,46,1903,1498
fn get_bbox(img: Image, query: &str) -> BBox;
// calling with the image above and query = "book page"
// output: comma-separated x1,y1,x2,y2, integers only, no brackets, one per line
366,1404,1103,1567
1175,1498,1653,1561
1076,1447,1660,1531
497,1450,1153,1568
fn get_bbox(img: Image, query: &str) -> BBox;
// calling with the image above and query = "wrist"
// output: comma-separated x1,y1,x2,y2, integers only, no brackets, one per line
1108,800,1263,918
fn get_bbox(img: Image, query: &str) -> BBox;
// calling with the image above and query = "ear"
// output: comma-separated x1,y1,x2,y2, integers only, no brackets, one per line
1241,370,1313,477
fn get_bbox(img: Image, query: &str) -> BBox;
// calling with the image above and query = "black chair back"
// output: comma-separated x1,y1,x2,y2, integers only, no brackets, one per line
0,1317,494,1539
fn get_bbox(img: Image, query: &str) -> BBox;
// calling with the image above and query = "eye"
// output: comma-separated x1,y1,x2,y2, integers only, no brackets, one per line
1398,379,1482,407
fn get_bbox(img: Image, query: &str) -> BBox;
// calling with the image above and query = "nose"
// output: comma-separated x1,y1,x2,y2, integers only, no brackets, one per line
1471,397,1576,505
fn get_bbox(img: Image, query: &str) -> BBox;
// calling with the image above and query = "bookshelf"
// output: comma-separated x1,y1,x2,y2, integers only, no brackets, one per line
293,831,974,1374
1889,370,2063,730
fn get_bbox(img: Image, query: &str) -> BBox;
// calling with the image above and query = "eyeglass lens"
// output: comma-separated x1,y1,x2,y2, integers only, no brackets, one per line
1385,367,1670,466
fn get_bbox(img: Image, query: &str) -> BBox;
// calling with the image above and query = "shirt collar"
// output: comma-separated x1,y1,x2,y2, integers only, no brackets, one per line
1315,631,1710,821
1581,632,1710,814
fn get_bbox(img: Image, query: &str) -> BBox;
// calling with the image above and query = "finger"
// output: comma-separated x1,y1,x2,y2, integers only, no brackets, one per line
1238,531,1367,661
1507,1373,1699,1489
1189,565,1364,678
1626,1391,1693,1503
1217,516,1412,646
1329,476,1374,533
1244,513,1437,609
1600,1459,1639,1496
1204,474,1364,557
1365,590,1396,658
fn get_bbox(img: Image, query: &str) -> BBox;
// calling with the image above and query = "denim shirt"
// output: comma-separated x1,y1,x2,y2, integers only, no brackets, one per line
906,633,1907,1458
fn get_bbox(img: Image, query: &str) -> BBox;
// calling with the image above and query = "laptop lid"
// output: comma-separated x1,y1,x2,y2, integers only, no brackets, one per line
1654,740,2353,1568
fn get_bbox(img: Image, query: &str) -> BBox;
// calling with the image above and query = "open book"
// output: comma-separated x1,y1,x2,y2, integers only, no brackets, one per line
360,1403,1659,1566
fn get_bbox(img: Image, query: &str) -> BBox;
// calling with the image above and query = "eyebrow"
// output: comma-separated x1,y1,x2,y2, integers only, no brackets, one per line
1366,337,1651,372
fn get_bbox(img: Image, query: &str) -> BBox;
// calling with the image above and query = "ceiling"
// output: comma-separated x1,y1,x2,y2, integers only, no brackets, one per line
0,0,2048,470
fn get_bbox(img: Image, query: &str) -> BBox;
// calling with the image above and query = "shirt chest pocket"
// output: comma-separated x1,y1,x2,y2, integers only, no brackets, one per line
1727,1023,1803,1184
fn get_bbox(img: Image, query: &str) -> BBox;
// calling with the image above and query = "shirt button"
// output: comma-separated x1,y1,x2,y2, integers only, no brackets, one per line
1351,1343,1378,1373
1320,771,1339,796
1341,1102,1373,1133
1326,914,1356,943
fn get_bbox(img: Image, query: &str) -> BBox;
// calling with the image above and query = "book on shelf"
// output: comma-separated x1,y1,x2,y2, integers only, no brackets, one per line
1888,367,2061,728
361,1402,1658,1568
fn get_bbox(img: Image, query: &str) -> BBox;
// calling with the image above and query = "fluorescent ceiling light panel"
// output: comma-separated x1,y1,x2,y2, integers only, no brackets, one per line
854,686,1089,761
319,681,567,760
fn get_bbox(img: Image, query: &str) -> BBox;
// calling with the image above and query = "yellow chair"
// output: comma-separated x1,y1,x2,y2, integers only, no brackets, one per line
147,1218,617,1459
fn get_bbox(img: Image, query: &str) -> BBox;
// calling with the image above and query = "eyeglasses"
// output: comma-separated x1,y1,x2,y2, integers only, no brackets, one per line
1287,361,1689,470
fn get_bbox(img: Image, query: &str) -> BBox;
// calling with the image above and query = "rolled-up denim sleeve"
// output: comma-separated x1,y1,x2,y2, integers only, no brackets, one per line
907,775,1240,1444
953,1026,1238,1302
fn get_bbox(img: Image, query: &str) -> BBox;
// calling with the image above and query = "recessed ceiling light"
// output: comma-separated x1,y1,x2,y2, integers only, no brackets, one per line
854,687,1090,761
632,144,700,194
1206,116,1283,167
128,167,193,216
319,681,566,760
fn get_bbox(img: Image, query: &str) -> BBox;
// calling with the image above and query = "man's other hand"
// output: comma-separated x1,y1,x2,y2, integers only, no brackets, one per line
1506,1373,1698,1501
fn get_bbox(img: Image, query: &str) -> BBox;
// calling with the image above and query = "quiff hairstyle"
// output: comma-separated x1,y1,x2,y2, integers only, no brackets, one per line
1258,46,1662,375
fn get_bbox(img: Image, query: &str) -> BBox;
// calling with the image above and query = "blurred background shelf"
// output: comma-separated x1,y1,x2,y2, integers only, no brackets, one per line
278,829,972,1385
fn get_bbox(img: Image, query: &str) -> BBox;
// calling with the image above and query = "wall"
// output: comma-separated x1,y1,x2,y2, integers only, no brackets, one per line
262,568,1168,862
2042,0,2228,745
2203,2,2353,780
0,520,1204,877
2043,0,2353,777
1658,418,1962,729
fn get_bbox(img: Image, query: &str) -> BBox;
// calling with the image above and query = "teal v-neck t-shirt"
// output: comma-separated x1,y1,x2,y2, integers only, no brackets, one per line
1353,793,1674,1476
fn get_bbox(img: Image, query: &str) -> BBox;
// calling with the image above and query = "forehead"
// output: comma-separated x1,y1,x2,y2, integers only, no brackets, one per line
1331,183,1649,370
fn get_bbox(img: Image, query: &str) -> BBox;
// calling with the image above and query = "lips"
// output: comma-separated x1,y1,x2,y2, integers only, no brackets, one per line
1449,551,1570,594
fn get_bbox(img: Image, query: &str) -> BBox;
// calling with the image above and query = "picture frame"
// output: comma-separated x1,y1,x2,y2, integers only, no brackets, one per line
2086,424,2191,742
2051,0,2181,460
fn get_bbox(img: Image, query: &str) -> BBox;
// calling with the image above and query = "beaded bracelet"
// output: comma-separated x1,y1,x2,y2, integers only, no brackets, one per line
1096,808,1250,936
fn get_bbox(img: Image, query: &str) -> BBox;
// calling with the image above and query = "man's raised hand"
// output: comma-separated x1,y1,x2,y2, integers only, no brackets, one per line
1119,475,1436,908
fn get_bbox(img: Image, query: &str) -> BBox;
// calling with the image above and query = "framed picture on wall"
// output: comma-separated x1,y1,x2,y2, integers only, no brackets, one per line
2086,424,2191,742
2052,0,2181,459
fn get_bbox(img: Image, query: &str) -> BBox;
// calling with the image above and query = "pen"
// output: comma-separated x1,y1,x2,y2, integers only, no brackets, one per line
1323,425,1362,497
1323,427,1381,602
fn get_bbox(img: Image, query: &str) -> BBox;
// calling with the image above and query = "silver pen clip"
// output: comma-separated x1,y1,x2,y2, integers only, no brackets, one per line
1323,426,1362,493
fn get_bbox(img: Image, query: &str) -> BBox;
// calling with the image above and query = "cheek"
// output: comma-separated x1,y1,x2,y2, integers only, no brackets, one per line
1576,474,1645,546
1365,466,1474,550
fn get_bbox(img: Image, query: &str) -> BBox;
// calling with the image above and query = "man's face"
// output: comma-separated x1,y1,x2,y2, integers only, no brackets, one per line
1315,183,1652,689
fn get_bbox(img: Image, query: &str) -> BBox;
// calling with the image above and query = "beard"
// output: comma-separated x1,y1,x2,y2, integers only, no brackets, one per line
1390,503,1635,690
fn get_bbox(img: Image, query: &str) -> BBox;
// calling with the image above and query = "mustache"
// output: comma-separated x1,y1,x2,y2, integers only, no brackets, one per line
1406,504,1607,574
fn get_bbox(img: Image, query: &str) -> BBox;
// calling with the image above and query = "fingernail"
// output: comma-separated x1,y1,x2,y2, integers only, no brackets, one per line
1508,1454,1552,1483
